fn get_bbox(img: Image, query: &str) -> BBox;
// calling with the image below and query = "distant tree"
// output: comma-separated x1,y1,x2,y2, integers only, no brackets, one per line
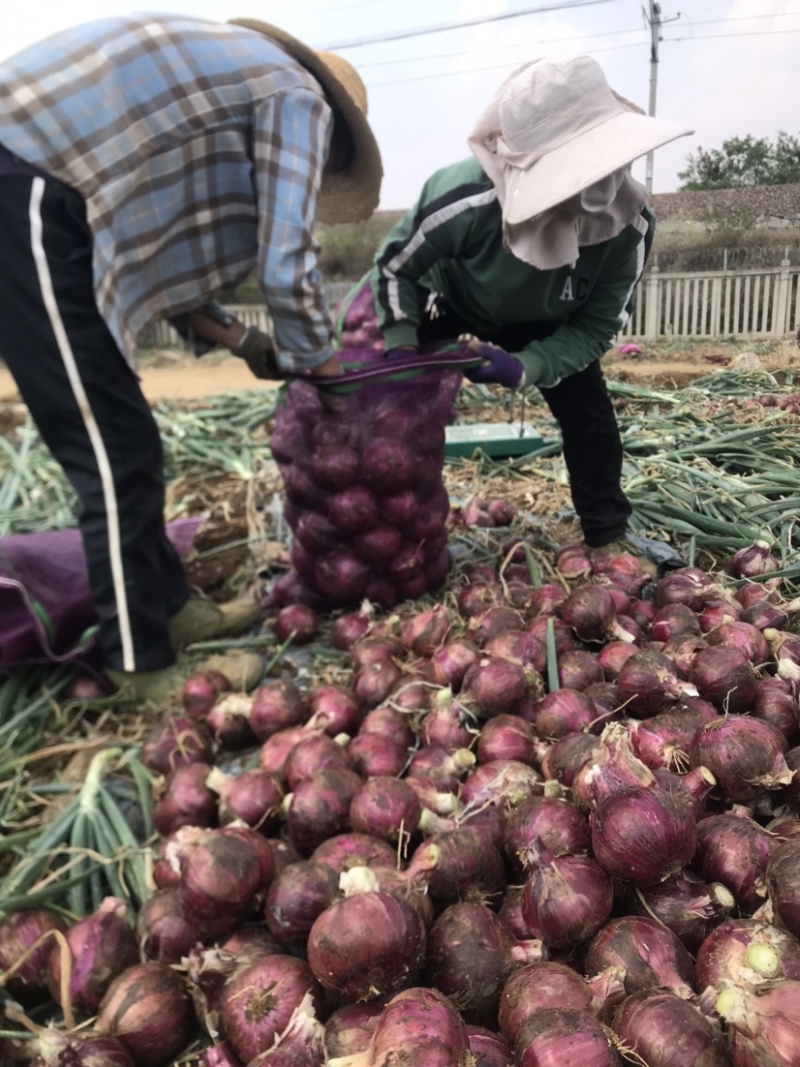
678,132,800,190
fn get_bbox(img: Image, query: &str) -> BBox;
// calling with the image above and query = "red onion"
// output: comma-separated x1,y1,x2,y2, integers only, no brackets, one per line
354,657,404,707
504,792,590,873
206,693,258,749
407,745,475,792
358,706,414,749
265,860,339,946
706,619,769,664
661,633,710,678
571,723,656,811
717,980,800,1067
348,986,470,1067
653,765,716,822
477,714,536,765
424,902,513,1026
420,694,475,750
767,839,800,939
307,684,361,737
731,539,780,578
429,639,481,692
628,598,657,628
286,768,363,855
696,917,800,995
385,673,433,713
483,628,537,668
463,654,533,718
136,886,207,963
206,767,284,832
97,961,194,1067
284,733,351,790
690,715,791,800
346,732,407,778
557,649,604,691
0,909,67,1003
350,776,421,842
328,486,380,532
201,1041,242,1067
698,595,741,633
555,544,593,580
33,1030,136,1067
140,714,213,774
467,605,525,647
560,584,631,643
166,826,263,926
498,961,599,1045
689,646,758,715
249,679,307,742
597,640,638,679
616,650,698,718
738,578,783,609
220,954,323,1065
459,759,542,812
360,437,415,493
650,602,701,642
693,808,777,911
540,732,603,786
628,699,717,771
767,628,800,686
753,677,800,741
533,688,595,739
613,991,729,1067
153,761,217,836
522,855,612,948
310,832,396,874
467,1025,514,1067
654,567,719,611
311,443,359,489
412,828,506,908
246,991,325,1066
585,915,695,998
742,598,790,631
307,891,425,1000
590,785,696,886
525,583,568,618
593,550,650,595
401,605,451,656
324,1002,384,1058
628,871,734,954
181,668,232,720
515,1007,621,1067
330,611,372,650
222,925,283,957
275,603,318,645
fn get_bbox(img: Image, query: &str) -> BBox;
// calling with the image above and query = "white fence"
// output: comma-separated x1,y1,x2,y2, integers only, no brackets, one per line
145,266,800,348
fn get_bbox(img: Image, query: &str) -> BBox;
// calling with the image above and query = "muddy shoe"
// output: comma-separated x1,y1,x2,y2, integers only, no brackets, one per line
168,596,262,650
105,650,264,706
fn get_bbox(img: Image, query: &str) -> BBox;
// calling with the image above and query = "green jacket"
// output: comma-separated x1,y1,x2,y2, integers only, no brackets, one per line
371,157,654,388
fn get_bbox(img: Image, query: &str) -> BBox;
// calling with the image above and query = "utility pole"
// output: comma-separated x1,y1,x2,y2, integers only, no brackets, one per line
642,1,681,195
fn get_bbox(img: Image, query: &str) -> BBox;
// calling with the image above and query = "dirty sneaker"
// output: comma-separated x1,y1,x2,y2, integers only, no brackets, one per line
105,649,264,706
168,596,262,650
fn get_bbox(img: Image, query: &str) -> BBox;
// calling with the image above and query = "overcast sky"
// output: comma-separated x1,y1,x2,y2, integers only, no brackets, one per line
2,0,797,210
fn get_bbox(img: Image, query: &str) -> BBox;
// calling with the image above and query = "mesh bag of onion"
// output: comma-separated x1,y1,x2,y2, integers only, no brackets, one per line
335,272,384,351
266,348,465,611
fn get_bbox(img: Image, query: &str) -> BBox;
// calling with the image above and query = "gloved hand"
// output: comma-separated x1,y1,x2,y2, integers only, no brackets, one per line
465,340,525,388
234,327,280,380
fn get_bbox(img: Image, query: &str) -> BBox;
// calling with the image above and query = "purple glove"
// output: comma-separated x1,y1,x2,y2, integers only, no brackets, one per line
464,341,524,388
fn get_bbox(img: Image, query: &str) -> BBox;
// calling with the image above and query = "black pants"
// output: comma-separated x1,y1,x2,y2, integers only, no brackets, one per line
0,171,189,671
419,301,631,547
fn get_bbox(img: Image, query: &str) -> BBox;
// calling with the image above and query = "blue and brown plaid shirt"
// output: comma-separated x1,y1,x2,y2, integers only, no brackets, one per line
0,13,335,371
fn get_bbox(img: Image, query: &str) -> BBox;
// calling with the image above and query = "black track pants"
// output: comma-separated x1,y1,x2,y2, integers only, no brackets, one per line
419,303,632,546
0,173,189,671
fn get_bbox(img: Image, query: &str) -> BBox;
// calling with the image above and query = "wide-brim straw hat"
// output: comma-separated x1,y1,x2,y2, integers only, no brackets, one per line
469,56,693,225
231,18,382,224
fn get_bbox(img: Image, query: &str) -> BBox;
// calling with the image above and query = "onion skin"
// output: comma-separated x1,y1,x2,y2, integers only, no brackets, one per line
0,908,67,1003
767,840,800,939
504,794,591,874
220,954,323,1065
33,1029,136,1067
141,714,213,775
688,646,758,715
515,1007,621,1067
498,961,596,1046
628,700,717,772
307,891,426,1001
693,809,777,912
540,732,603,786
522,855,613,949
324,1002,384,1058
690,715,791,801
584,916,695,998
590,785,697,886
467,1025,514,1067
96,961,194,1067
613,991,729,1067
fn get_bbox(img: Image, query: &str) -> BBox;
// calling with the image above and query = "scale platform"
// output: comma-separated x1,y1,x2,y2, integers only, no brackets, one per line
445,422,546,459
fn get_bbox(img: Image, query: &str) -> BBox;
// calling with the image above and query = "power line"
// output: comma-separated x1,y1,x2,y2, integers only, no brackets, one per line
318,0,620,50
665,28,800,42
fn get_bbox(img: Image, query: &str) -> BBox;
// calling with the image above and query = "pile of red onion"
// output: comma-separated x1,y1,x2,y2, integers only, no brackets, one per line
9,537,800,1065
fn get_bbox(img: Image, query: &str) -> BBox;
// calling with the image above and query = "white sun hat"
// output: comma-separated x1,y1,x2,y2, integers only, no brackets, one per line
469,55,694,225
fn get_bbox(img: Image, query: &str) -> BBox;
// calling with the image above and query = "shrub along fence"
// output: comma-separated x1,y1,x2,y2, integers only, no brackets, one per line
144,267,800,349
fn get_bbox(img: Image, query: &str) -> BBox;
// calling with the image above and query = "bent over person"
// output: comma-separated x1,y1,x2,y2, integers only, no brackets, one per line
0,14,382,701
371,56,691,566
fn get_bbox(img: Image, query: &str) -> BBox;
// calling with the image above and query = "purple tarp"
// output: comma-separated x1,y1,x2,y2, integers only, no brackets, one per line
0,519,202,670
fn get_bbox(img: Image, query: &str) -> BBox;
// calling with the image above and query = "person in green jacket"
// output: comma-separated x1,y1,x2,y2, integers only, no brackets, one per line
371,55,692,561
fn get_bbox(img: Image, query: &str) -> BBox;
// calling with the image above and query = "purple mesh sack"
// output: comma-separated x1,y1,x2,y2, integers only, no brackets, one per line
335,273,383,352
265,346,469,612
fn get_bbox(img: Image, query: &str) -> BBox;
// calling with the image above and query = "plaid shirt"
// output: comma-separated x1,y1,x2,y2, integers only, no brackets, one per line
0,14,335,371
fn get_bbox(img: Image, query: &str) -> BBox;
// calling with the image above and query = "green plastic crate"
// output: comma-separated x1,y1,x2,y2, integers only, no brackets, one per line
445,422,546,459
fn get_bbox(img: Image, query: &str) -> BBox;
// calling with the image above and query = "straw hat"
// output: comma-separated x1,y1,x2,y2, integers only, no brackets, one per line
469,56,693,225
230,18,382,224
